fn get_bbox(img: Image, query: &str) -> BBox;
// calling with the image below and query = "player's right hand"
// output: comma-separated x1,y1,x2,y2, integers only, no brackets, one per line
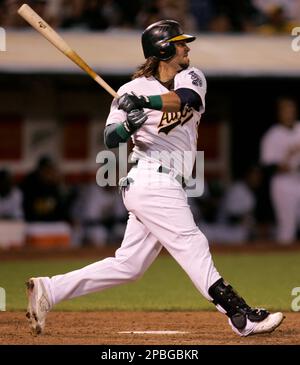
118,93,148,112
123,109,148,133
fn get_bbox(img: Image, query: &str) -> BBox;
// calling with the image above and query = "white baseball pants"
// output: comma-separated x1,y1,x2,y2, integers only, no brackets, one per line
271,174,300,243
45,160,221,305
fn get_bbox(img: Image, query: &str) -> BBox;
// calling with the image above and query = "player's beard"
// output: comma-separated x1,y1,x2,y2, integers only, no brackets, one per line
179,60,190,70
179,57,190,70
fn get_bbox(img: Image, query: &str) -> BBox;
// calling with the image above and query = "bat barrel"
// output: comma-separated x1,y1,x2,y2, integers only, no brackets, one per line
17,3,118,99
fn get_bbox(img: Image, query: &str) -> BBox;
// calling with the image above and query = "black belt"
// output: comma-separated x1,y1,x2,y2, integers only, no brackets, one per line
157,165,187,189
131,160,186,188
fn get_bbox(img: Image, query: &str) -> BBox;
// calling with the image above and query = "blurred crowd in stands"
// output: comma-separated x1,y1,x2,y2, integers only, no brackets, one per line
1,96,300,247
0,0,299,34
0,156,128,247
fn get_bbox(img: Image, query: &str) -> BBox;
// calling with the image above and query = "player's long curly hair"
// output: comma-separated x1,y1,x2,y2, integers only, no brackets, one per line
132,57,160,79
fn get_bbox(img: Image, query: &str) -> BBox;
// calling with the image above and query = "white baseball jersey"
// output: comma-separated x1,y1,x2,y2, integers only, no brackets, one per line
260,122,300,243
260,122,300,173
106,67,207,179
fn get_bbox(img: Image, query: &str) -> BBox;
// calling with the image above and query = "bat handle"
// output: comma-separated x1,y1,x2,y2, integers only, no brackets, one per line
66,50,119,99
94,75,119,99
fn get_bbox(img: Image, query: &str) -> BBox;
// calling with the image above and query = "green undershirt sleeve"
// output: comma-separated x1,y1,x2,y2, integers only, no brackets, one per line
104,123,131,149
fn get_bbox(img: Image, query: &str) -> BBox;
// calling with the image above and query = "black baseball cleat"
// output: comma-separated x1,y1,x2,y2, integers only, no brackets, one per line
229,310,285,336
208,278,285,337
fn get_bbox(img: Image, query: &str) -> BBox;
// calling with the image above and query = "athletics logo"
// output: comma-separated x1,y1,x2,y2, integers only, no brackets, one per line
0,287,6,311
158,106,193,134
0,27,6,51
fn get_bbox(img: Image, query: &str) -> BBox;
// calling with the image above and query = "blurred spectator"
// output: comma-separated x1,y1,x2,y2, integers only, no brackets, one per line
61,0,118,30
0,0,4,25
260,97,300,244
0,169,23,220
200,179,225,224
188,0,214,31
71,182,127,246
189,179,228,242
30,0,51,22
2,0,297,33
218,165,263,241
254,164,276,241
254,0,300,23
0,0,57,28
137,0,191,30
114,0,141,28
1,0,26,28
190,168,265,244
256,4,296,34
208,0,262,33
19,156,68,222
189,181,210,226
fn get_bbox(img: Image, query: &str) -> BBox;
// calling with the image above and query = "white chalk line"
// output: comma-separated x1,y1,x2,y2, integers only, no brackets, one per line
118,331,189,335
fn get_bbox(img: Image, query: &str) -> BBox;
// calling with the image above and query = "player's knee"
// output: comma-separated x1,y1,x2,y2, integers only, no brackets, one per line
127,271,143,282
118,262,144,282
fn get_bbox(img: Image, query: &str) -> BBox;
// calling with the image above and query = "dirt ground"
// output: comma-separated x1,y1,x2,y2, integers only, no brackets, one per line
0,311,299,345
1,246,300,346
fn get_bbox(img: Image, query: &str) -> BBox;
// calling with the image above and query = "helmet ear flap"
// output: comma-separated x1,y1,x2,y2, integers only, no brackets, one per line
156,41,176,61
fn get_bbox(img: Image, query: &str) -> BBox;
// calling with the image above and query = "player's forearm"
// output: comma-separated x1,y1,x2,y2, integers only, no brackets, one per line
160,92,181,112
104,109,147,148
136,92,181,112
156,90,201,112
118,89,201,113
104,123,131,149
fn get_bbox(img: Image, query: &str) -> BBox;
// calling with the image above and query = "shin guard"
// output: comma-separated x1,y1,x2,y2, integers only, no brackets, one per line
208,278,269,330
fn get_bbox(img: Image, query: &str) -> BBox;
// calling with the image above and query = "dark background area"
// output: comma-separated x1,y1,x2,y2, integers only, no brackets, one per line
1,73,299,180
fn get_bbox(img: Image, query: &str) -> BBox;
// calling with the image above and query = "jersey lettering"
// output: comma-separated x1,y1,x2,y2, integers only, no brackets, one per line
158,106,193,134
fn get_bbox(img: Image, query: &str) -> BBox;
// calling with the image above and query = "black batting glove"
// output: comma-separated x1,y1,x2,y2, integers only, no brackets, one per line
123,109,148,133
118,92,149,113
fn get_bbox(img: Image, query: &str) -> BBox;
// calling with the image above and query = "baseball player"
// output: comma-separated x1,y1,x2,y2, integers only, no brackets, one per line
26,20,283,337
260,97,300,243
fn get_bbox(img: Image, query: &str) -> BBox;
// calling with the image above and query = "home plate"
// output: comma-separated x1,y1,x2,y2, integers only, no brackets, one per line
118,331,189,334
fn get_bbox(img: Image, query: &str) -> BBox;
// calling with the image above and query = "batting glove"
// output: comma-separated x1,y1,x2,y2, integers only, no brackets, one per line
123,109,148,133
118,92,149,113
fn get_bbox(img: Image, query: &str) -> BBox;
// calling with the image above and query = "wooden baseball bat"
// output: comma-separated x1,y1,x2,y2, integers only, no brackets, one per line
18,3,118,98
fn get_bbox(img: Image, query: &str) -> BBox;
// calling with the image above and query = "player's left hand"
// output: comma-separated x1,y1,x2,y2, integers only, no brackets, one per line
118,92,148,112
124,109,148,133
